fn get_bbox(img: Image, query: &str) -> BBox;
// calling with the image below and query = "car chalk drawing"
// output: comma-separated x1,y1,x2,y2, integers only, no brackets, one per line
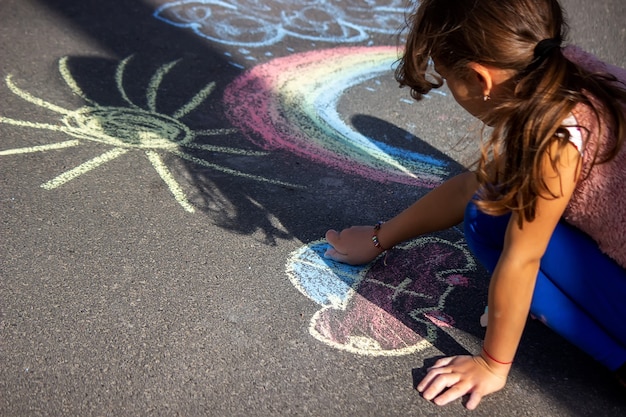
0,56,299,212
221,45,476,355
1,0,475,357
287,237,477,356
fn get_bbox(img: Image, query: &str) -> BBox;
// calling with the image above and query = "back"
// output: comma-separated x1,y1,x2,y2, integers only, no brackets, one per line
563,46,626,268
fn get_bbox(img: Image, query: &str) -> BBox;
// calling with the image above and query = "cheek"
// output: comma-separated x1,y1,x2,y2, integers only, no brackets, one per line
449,89,478,116
447,80,485,119
447,79,468,102
459,100,482,119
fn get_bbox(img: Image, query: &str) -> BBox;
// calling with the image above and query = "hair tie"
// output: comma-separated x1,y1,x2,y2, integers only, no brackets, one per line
533,37,562,60
523,37,562,74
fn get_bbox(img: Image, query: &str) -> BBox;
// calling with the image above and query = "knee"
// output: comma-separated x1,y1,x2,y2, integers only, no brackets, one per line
463,200,504,242
463,200,487,256
463,199,481,238
463,200,510,271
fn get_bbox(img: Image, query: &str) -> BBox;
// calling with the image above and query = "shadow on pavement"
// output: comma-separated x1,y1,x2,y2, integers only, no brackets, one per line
20,0,626,414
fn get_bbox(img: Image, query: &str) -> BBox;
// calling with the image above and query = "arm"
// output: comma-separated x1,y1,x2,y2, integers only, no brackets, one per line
325,171,479,264
418,142,582,409
480,142,580,370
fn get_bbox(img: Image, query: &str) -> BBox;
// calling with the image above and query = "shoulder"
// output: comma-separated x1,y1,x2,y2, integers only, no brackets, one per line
563,45,626,83
560,113,584,155
562,45,626,137
562,46,626,162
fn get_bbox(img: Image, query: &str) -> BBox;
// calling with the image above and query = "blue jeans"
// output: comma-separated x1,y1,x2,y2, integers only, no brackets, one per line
464,200,626,370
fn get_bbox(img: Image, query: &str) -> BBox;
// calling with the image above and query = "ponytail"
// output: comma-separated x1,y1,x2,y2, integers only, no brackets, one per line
396,0,626,225
476,44,626,225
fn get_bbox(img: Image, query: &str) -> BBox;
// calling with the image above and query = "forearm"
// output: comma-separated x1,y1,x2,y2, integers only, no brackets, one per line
482,255,540,371
377,171,478,247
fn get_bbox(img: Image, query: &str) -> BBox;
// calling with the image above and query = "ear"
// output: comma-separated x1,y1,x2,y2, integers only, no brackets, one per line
467,62,494,97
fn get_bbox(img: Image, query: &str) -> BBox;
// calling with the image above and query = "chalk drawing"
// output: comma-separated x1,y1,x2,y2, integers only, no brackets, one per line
0,56,299,212
154,0,414,48
224,46,450,187
287,237,476,356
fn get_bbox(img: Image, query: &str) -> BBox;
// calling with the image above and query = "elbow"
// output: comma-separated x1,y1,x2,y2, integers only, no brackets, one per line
499,251,543,273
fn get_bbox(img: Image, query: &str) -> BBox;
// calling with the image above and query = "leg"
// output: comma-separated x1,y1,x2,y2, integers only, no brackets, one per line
533,220,626,370
464,201,626,370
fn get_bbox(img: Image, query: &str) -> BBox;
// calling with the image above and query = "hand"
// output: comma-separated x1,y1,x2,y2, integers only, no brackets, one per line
324,226,382,265
417,355,509,410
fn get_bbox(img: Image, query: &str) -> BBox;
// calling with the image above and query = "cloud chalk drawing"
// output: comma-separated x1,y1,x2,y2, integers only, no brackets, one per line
154,0,414,48
287,237,476,356
224,46,450,187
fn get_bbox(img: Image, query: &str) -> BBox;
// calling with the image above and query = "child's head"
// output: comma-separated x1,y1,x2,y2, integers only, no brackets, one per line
396,0,566,100
396,0,626,224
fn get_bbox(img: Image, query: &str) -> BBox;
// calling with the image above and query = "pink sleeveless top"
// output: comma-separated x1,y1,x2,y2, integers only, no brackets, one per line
561,46,626,269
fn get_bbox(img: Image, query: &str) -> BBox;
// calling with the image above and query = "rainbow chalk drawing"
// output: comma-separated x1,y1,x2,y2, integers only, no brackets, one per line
224,46,450,187
154,0,414,48
287,237,476,356
0,56,299,212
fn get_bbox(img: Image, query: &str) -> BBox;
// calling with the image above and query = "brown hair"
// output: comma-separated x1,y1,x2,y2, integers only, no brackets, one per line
396,0,626,225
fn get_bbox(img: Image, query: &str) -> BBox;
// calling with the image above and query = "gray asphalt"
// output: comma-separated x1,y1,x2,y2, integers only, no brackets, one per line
1,0,625,416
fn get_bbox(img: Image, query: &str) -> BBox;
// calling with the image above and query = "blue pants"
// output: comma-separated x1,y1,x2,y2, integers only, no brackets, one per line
464,201,626,371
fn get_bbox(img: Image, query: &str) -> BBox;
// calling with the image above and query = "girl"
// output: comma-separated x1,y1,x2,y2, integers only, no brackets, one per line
324,0,626,410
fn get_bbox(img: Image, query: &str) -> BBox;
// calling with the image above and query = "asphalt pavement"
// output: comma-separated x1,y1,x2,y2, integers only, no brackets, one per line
1,0,625,416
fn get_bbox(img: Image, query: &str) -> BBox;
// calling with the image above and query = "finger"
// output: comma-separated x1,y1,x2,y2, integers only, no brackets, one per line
418,356,458,392
465,390,484,410
429,356,456,370
421,373,461,401
417,366,448,392
417,365,455,394
324,247,349,263
325,229,340,245
432,384,470,406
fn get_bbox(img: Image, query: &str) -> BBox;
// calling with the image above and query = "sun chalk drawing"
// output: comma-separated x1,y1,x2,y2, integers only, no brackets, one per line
154,0,415,48
224,46,449,187
287,237,476,356
0,56,299,212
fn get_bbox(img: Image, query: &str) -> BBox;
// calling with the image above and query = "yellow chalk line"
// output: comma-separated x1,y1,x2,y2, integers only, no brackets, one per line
309,307,434,357
59,57,98,107
6,75,71,115
184,141,267,156
145,149,195,212
148,60,181,112
194,127,238,136
115,56,139,108
171,149,302,188
41,147,128,189
172,81,216,120
0,115,76,134
0,139,81,155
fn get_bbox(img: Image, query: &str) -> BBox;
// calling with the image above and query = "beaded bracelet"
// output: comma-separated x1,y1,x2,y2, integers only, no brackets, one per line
482,346,513,365
372,221,388,251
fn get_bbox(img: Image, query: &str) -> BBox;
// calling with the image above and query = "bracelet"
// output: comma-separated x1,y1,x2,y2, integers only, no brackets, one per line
482,346,513,365
372,221,388,251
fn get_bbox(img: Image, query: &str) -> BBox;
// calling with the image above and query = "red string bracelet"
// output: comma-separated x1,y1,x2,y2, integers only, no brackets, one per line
482,346,513,365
